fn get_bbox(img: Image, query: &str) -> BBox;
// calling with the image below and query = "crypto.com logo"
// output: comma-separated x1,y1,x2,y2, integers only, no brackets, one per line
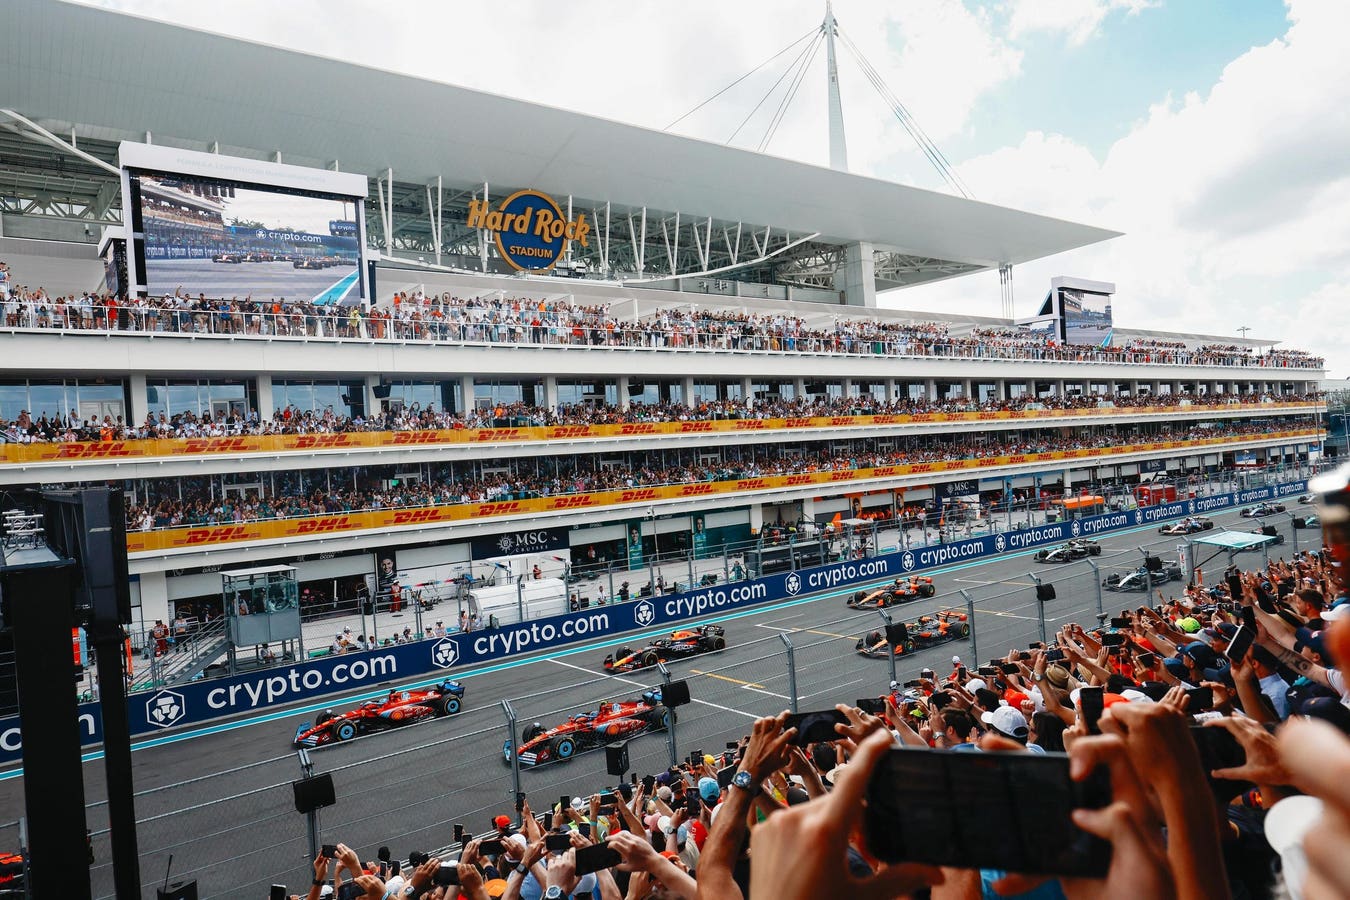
784,573,802,595
431,638,461,669
633,600,656,627
146,689,186,728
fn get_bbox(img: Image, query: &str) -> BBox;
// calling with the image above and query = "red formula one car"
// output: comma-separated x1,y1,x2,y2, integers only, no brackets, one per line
855,609,970,658
293,679,466,747
847,576,936,609
503,689,672,767
0,852,22,898
603,625,727,673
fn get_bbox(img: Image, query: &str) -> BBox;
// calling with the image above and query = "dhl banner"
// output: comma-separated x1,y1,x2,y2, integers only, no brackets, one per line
1,403,1319,465
123,429,1319,554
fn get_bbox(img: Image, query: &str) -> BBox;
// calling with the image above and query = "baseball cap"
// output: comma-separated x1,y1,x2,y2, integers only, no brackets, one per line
1263,795,1322,900
1322,604,1348,622
1295,627,1329,659
1183,643,1218,668
964,677,987,693
571,796,586,811
698,777,720,802
981,705,1029,741
483,878,509,899
659,850,681,861
1177,617,1202,634
1300,696,1350,734
951,655,962,665
1163,657,1190,679
644,813,661,832
493,814,511,829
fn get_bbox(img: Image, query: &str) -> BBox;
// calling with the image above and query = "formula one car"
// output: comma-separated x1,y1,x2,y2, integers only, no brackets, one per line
1240,502,1286,518
1241,523,1285,550
293,679,465,747
1297,493,1315,504
1291,512,1321,529
1103,564,1183,592
0,852,22,898
847,576,936,609
603,625,727,673
293,257,326,269
503,689,672,767
1159,517,1214,535
212,252,243,263
854,609,969,658
1033,538,1102,563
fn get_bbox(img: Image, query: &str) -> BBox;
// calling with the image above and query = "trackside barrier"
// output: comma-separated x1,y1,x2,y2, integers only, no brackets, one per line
0,478,1309,764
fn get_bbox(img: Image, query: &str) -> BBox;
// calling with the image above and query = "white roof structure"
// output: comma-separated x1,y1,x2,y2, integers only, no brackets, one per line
3,0,1120,296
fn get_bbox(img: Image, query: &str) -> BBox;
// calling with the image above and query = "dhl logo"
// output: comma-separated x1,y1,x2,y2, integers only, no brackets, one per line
473,502,524,516
296,516,353,534
392,432,444,445
57,442,131,459
677,422,713,433
618,424,658,435
294,435,358,449
618,489,658,502
679,484,716,496
977,412,999,420
1085,449,1105,456
784,474,815,485
911,414,933,422
547,426,592,438
911,463,934,473
830,471,856,482
828,417,853,426
873,466,898,477
183,526,250,545
736,479,769,490
784,418,813,428
734,420,767,430
1006,455,1028,464
473,429,525,442
391,509,450,524
181,438,251,453
550,496,596,509
872,416,898,424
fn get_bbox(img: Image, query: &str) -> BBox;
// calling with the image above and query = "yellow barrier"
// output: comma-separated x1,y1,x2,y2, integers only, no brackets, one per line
3,403,1318,465
123,428,1321,553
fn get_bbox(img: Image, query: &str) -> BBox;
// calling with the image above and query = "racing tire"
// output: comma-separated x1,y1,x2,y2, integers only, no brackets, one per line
852,591,865,604
919,584,936,598
1088,544,1102,556
641,651,660,668
552,736,577,760
522,724,546,743
315,712,334,726
648,704,674,730
957,622,970,638
334,720,357,742
438,695,462,716
710,636,726,651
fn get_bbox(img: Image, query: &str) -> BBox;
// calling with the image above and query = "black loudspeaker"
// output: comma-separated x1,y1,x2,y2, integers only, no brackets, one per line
805,381,827,393
363,602,375,616
1035,583,1057,603
605,741,630,778
1144,555,1163,572
372,384,393,400
157,882,199,900
627,382,644,396
661,679,691,707
885,622,909,644
292,773,336,814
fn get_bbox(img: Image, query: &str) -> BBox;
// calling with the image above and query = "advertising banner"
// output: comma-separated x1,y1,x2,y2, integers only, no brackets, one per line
470,526,568,559
0,477,1309,764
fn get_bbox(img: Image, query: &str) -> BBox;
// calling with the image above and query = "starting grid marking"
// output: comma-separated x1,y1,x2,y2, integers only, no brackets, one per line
548,658,761,719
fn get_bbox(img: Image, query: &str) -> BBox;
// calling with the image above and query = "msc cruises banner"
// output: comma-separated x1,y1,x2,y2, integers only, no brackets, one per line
0,478,1308,763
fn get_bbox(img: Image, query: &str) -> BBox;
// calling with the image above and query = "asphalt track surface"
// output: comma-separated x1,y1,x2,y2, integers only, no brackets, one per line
0,500,1314,898
146,258,359,303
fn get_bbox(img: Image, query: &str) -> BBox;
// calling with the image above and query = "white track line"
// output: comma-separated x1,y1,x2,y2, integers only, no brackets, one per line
547,658,758,719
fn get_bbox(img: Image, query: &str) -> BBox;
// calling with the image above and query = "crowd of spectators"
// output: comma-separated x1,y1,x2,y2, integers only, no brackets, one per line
289,486,1350,900
0,277,1326,369
1,389,1321,445
120,421,1297,532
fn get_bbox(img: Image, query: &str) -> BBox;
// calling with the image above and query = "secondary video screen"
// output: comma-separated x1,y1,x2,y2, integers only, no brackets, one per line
135,172,363,304
1059,288,1113,347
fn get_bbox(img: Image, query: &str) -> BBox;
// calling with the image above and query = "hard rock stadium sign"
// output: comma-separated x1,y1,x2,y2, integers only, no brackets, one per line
466,189,591,271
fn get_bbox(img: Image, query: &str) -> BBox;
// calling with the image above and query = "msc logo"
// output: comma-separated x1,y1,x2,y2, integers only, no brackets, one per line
146,689,186,728
296,517,353,534
994,534,1006,552
901,551,916,571
467,189,591,271
785,572,802,595
497,535,516,553
633,600,656,628
431,638,460,669
183,526,250,545
1070,521,1082,536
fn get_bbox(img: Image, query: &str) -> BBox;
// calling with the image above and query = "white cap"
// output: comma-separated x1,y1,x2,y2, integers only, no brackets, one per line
964,678,987,693
951,655,962,665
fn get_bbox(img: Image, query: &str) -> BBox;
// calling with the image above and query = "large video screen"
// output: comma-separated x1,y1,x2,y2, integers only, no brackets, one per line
132,172,363,304
1059,288,1113,347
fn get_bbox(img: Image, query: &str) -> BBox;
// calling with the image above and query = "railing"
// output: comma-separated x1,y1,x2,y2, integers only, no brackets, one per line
132,617,230,691
0,305,1326,369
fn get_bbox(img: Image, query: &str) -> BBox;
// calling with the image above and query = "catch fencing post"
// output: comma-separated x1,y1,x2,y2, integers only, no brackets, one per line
516,578,524,623
1289,512,1299,554
779,633,799,713
875,608,898,688
1086,560,1106,623
959,589,977,664
657,662,678,769
501,699,523,809
296,748,319,860
687,553,695,592
1027,573,1048,645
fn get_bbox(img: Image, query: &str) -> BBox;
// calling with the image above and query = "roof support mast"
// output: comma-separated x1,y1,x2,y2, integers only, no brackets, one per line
824,3,876,308
825,2,848,173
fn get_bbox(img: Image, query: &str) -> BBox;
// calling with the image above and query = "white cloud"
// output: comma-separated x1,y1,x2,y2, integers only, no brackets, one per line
895,0,1350,377
1004,0,1159,46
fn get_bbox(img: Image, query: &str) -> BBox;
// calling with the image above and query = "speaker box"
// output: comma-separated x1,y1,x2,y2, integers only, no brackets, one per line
157,882,199,900
372,384,393,400
627,382,645,396
885,622,909,645
661,679,691,707
1144,555,1163,572
292,773,336,814
1035,583,1057,603
605,741,630,778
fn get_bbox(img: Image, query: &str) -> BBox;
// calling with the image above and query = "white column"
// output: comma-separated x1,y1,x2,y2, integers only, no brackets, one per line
794,376,806,399
842,378,854,398
683,376,696,408
544,376,559,411
618,376,631,411
741,377,754,409
963,379,973,400
1057,379,1067,397
925,378,938,401
364,374,382,416
256,375,274,419
750,503,765,536
885,379,898,402
460,375,476,413
140,570,171,625
128,372,148,427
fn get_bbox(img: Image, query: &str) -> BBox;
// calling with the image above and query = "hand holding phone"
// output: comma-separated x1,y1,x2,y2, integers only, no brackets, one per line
1079,686,1104,735
783,709,850,745
320,844,338,859
545,833,573,852
433,863,459,887
573,842,623,876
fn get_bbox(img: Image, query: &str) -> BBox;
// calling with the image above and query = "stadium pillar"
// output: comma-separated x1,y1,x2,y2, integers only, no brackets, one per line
793,377,806,399
364,374,382,417
741,377,753,409
460,376,475,414
885,379,897,402
544,376,559,411
617,376,631,411
682,376,695,408
257,375,274,420
925,379,938,402
835,242,877,307
128,372,148,425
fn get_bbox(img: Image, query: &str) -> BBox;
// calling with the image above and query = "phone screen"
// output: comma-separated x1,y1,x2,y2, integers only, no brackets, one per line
999,663,1020,675
433,864,459,887
338,884,366,900
1185,686,1214,712
783,710,850,745
478,840,505,856
1100,633,1126,647
863,748,1111,877
717,765,737,789
1137,652,1157,669
1079,687,1104,735
270,887,287,900
578,822,591,839
1227,575,1244,600
453,824,464,843
1044,649,1066,662
320,844,338,859
1224,625,1256,662
573,843,623,876
1109,617,1130,629
545,833,573,852
856,698,886,715
1191,725,1249,803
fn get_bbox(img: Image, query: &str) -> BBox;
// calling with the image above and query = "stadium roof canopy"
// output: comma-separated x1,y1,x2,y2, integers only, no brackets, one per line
2,0,1120,297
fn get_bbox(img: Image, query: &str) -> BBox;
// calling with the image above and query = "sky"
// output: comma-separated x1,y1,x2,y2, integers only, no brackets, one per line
93,0,1350,377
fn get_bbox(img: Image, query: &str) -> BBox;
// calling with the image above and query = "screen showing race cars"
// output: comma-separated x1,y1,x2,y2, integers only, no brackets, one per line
131,171,364,304
1059,288,1113,347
